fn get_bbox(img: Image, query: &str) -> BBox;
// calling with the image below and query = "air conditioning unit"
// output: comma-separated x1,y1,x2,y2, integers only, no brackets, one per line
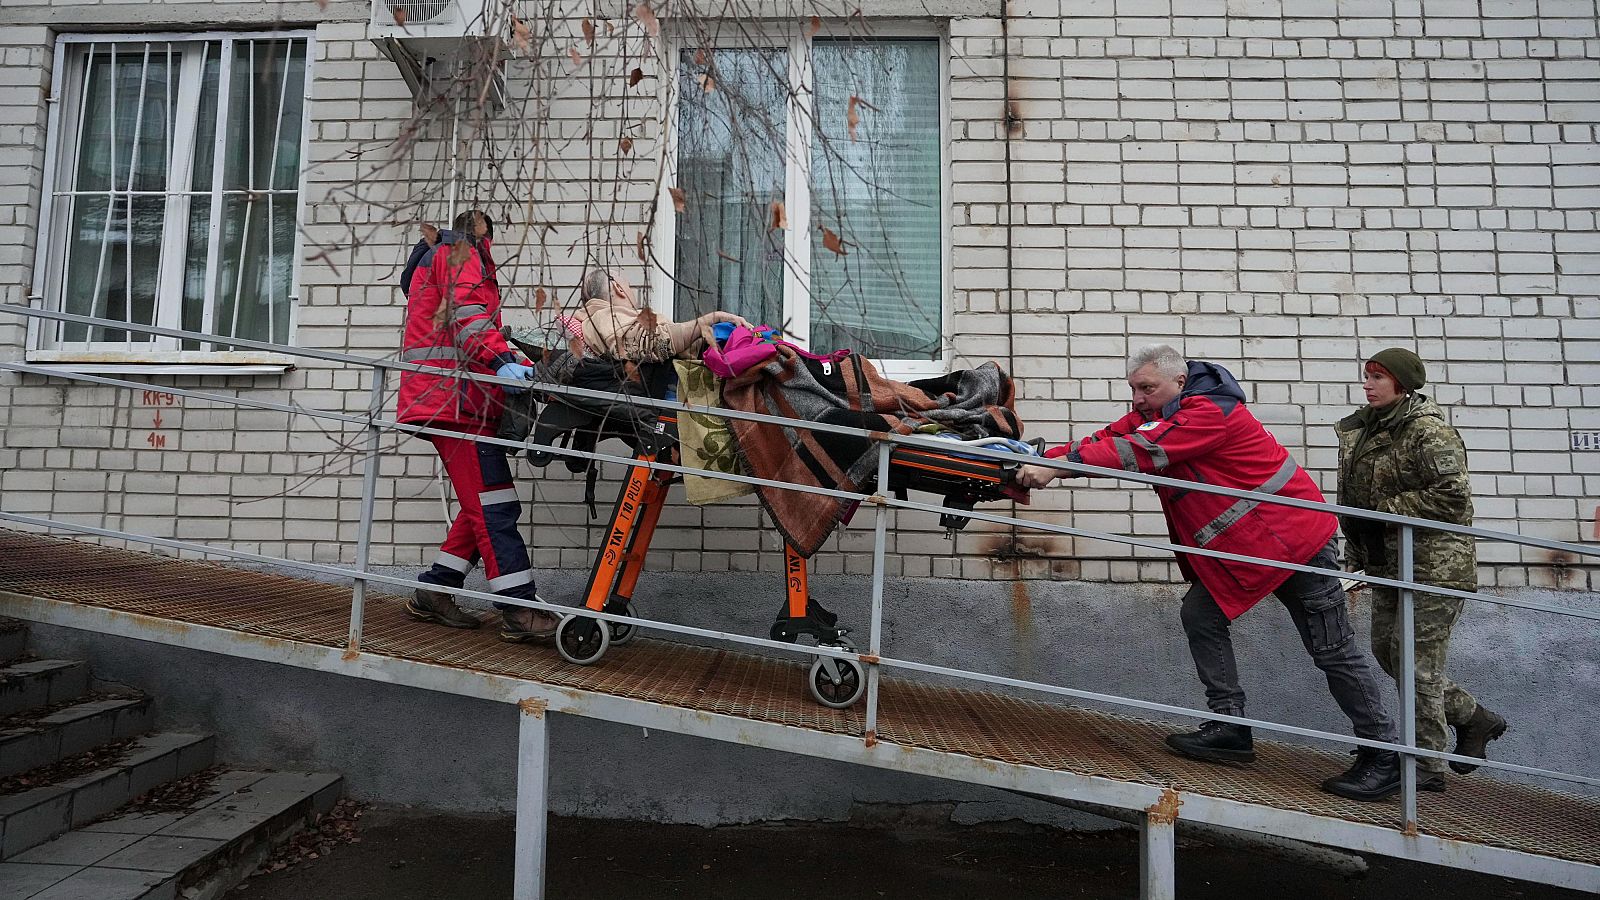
370,0,506,42
372,0,508,103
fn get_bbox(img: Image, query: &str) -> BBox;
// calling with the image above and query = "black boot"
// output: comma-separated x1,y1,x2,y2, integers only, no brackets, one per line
1450,705,1507,774
1322,748,1401,801
1164,721,1255,764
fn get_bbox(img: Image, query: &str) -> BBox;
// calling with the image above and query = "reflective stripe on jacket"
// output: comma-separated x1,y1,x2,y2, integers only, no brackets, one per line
396,232,520,430
1048,361,1336,619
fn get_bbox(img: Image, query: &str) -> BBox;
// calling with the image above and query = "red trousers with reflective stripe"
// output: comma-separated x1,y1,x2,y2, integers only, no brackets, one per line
426,431,535,600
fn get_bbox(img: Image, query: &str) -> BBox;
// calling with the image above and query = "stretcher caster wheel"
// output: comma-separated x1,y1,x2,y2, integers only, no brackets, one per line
808,654,866,709
556,614,610,665
608,601,640,646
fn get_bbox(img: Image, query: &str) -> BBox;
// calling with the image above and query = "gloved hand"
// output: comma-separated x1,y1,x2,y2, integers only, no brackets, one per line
495,362,536,395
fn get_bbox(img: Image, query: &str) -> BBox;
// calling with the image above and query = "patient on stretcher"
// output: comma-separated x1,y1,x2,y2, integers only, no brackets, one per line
576,269,751,362
524,269,1037,555
513,277,1037,705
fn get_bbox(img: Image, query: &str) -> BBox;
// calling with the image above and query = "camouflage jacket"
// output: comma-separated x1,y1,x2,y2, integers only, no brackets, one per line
1335,395,1476,590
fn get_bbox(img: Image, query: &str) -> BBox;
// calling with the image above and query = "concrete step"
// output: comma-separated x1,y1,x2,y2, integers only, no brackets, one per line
0,769,343,900
0,661,91,718
0,619,25,665
0,732,214,862
0,696,153,779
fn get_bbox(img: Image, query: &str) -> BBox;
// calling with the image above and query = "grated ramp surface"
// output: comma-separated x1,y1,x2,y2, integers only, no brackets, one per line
0,529,1595,867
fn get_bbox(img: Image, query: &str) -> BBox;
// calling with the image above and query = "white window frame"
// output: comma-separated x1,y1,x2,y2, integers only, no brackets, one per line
650,21,951,380
27,30,315,368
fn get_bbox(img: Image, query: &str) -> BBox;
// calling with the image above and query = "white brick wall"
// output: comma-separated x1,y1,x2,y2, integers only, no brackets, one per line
0,1,1597,590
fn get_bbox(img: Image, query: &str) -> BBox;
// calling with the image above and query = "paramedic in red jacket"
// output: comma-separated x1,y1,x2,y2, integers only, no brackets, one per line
1018,344,1402,801
397,210,557,642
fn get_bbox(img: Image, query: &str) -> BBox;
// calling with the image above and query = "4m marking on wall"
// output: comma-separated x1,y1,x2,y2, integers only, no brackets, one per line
139,390,179,449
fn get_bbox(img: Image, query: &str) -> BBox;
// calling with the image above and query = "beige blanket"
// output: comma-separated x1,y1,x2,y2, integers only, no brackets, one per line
673,360,754,505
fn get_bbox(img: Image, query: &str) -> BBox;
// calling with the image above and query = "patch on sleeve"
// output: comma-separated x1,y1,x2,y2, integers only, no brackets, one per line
1137,420,1164,432
1432,452,1461,475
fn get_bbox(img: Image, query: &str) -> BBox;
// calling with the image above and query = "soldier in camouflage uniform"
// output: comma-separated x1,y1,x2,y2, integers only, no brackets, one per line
1335,348,1507,791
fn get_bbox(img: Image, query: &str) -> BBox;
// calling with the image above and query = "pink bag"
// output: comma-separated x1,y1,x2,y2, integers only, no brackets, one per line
702,324,779,378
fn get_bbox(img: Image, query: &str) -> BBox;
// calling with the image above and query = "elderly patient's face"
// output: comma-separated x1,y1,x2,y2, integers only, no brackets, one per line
1129,363,1185,420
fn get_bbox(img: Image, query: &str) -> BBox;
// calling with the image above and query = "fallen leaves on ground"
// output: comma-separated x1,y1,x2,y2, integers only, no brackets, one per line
0,690,136,729
121,766,224,813
252,799,369,877
0,738,137,795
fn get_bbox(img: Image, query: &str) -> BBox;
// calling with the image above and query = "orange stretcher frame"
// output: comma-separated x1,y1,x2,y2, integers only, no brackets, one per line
550,430,1026,708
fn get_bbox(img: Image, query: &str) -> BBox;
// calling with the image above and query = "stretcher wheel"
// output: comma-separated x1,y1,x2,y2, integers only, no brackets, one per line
808,654,866,709
608,601,640,646
556,614,610,665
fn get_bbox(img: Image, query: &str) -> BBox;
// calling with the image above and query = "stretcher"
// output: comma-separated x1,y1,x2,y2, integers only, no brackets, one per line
515,352,1031,709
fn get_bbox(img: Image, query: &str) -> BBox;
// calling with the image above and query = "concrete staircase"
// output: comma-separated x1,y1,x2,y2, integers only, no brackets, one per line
0,617,343,900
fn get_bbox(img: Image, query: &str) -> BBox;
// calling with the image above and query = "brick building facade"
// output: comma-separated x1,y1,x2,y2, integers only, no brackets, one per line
1,0,1596,591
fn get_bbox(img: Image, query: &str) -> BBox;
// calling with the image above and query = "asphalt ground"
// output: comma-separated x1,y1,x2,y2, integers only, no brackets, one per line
226,806,1581,900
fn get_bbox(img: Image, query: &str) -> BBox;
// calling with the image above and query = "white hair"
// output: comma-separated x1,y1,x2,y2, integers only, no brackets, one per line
1127,344,1187,379
581,268,613,301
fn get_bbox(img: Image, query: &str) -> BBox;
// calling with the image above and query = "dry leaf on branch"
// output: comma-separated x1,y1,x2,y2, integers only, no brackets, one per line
636,231,648,262
669,187,687,212
535,287,548,311
821,226,848,256
697,73,716,93
568,47,583,68
846,95,878,142
390,6,407,25
582,19,595,45
628,67,645,87
694,48,707,65
511,17,531,51
633,3,660,37
769,200,788,230
619,137,634,154
805,15,822,37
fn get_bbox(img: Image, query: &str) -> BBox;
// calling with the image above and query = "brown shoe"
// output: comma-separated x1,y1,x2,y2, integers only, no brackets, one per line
500,604,559,642
406,587,483,629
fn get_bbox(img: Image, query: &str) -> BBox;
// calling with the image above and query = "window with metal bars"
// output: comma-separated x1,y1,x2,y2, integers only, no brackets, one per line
36,34,313,355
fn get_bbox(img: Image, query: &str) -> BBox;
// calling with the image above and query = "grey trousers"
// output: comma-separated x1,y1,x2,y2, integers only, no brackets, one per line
1179,540,1399,743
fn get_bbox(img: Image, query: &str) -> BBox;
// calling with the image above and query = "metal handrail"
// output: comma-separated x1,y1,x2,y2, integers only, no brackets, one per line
6,304,1596,561
3,358,1593,623
2,303,1597,838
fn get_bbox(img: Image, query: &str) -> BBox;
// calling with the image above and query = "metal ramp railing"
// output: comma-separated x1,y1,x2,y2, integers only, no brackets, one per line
1,304,1597,899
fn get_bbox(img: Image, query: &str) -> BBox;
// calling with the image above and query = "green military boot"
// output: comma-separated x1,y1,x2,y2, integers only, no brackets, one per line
1450,705,1507,774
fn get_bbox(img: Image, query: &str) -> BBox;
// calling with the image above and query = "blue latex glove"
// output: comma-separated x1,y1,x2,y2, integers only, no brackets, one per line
495,361,535,394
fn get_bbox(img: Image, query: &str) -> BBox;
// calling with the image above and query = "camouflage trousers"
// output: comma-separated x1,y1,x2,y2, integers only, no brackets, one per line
1369,587,1481,774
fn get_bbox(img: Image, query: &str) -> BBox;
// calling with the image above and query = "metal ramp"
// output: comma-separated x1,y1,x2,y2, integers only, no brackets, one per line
0,528,1595,898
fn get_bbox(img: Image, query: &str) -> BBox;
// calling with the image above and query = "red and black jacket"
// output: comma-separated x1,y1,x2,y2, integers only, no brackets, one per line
396,232,524,433
1048,361,1336,619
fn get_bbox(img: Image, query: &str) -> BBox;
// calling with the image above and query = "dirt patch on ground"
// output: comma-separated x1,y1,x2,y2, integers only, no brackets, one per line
225,807,1583,900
